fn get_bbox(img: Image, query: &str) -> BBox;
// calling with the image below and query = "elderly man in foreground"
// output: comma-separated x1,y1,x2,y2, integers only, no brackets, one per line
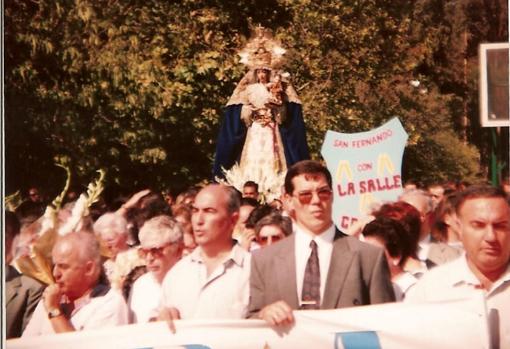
406,185,510,349
23,231,128,336
128,215,183,323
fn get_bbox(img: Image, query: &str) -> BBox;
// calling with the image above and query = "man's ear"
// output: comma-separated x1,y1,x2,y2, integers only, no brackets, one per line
284,192,295,211
84,260,96,277
230,211,240,227
453,215,463,239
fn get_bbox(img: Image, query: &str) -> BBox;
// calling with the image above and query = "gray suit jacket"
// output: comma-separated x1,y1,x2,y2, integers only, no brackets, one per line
6,265,45,338
248,230,395,317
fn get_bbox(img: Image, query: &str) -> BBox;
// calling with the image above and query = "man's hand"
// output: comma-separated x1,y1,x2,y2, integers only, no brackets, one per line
259,301,294,326
125,189,151,208
237,228,256,251
43,283,62,312
158,306,181,333
116,189,151,215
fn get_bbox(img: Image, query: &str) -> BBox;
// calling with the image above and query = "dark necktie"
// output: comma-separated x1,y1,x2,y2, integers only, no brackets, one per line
301,240,320,309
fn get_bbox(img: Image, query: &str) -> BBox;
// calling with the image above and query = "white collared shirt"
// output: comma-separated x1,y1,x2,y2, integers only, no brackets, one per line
161,244,251,319
417,234,431,262
406,255,510,349
392,271,418,301
294,224,336,307
23,285,128,337
128,272,161,323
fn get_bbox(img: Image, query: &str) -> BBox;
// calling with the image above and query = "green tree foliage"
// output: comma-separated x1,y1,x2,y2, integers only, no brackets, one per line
406,0,508,177
5,0,505,194
403,130,481,185
5,0,252,192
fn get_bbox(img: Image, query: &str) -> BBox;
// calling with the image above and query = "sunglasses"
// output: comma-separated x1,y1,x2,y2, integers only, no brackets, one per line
257,234,284,245
138,245,168,258
294,188,332,205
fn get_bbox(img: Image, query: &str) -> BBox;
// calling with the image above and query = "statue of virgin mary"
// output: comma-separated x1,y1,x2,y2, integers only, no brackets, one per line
213,27,310,201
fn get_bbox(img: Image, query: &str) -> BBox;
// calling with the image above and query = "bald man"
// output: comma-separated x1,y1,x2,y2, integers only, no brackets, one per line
23,231,128,336
159,184,251,331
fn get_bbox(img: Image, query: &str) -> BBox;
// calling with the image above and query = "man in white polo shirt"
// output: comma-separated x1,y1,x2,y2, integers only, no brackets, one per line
159,184,250,331
406,185,510,349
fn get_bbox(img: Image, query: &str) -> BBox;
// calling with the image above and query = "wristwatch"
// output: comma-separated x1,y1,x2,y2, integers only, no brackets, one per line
48,308,63,319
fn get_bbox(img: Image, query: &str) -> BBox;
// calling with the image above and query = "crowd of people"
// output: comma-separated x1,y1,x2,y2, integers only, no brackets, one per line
5,160,510,348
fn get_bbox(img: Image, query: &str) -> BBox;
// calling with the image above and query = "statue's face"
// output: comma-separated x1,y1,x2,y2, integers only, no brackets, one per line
256,69,269,84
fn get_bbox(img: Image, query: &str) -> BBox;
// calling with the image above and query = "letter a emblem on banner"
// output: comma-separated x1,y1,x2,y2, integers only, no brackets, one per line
336,160,353,182
377,153,395,176
359,193,376,215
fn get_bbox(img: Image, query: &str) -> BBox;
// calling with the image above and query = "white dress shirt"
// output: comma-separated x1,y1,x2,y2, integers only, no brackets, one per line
128,272,161,323
294,224,336,307
23,285,128,337
406,255,510,349
417,234,431,262
392,271,418,301
161,244,251,319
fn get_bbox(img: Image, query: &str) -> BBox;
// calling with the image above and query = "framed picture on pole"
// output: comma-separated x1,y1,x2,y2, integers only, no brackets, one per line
479,42,509,127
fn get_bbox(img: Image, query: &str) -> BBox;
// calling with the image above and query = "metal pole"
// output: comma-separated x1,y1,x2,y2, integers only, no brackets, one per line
491,128,499,186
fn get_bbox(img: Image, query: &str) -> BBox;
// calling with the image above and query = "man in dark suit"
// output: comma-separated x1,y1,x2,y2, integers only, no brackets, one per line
5,211,45,338
248,160,395,326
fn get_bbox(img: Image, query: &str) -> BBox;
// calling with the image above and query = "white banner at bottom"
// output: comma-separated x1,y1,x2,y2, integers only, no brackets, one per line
7,296,490,349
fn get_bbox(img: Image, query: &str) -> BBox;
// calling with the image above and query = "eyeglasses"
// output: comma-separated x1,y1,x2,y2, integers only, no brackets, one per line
294,188,332,205
138,245,169,258
257,235,284,246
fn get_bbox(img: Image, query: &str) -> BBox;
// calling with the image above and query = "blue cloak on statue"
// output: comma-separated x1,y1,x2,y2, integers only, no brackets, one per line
212,101,310,179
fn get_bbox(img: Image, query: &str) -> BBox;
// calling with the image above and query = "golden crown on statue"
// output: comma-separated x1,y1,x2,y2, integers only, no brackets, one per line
238,25,286,70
